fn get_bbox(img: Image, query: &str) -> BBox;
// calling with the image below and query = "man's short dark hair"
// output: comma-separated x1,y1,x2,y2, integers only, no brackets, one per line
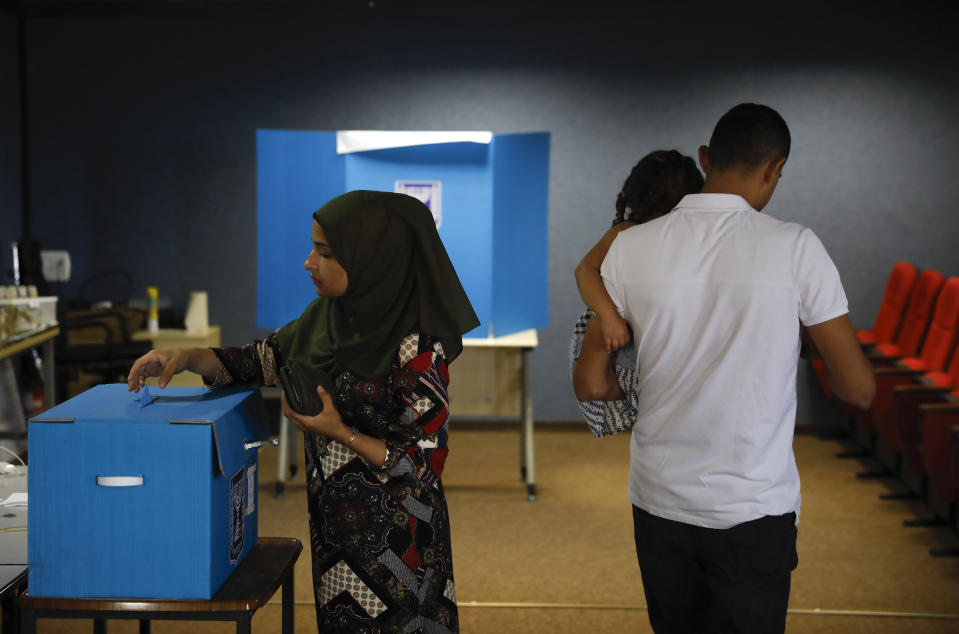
707,103,791,171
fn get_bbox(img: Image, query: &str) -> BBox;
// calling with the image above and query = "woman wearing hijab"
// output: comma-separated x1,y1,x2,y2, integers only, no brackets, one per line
128,190,479,633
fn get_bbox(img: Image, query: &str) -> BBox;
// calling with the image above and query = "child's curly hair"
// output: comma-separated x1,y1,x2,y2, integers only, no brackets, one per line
613,150,704,226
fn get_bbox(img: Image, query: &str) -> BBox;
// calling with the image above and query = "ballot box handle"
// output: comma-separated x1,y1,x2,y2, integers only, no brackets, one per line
96,475,145,487
243,438,279,452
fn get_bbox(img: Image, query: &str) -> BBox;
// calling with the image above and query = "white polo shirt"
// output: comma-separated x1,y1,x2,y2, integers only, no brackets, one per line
601,193,848,529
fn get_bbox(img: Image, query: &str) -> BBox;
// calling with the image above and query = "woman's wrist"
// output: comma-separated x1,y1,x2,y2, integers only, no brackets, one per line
331,421,354,445
344,425,358,447
180,348,197,373
191,347,225,379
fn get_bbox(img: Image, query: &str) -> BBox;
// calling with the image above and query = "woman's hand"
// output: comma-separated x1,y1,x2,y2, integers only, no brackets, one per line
281,385,350,440
283,385,388,467
127,348,191,391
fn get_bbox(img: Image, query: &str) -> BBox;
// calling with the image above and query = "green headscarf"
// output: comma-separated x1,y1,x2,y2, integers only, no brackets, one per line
275,190,480,379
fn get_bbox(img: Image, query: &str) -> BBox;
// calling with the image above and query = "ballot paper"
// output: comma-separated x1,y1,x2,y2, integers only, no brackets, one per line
137,384,157,408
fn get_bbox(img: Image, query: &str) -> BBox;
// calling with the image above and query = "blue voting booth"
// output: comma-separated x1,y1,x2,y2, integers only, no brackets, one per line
28,385,270,598
256,130,550,337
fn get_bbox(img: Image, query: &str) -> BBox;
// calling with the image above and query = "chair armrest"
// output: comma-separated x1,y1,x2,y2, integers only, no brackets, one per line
893,384,953,395
894,385,954,423
875,367,925,376
867,353,903,368
868,351,903,360
920,402,959,415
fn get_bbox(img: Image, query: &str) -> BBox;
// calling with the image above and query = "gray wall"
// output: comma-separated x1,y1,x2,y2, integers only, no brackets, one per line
3,5,958,422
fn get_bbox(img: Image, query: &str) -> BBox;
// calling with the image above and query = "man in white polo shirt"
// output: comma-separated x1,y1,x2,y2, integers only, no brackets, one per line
574,103,875,633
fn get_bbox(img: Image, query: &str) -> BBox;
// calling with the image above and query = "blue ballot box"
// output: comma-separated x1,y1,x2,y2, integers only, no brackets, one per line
27,384,271,599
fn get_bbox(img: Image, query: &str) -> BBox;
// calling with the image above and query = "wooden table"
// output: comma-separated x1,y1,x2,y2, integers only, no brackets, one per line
18,537,301,634
0,326,58,412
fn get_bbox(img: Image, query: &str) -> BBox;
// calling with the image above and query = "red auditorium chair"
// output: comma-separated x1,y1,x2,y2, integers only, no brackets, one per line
868,268,946,364
918,399,959,506
891,340,959,485
916,400,959,555
873,277,959,456
858,261,919,345
857,268,946,439
812,262,917,399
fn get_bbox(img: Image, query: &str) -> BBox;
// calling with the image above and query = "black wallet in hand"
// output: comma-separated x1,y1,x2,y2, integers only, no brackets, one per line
278,360,334,417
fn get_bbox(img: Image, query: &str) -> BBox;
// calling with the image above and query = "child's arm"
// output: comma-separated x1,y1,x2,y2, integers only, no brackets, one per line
573,315,625,401
575,222,635,352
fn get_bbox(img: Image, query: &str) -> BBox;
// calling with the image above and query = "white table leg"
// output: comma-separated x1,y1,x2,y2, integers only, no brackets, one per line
286,416,298,481
275,413,289,498
521,347,536,501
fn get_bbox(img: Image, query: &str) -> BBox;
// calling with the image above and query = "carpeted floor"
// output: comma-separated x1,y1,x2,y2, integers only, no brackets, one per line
18,425,959,633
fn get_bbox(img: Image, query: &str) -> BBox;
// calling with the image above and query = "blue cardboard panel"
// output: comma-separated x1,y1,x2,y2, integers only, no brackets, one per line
344,142,493,338
257,129,345,330
255,131,550,339
203,388,267,590
28,385,269,598
491,133,550,336
210,448,259,596
208,387,270,477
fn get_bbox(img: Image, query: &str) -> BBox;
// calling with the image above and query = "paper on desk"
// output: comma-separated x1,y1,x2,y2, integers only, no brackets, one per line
0,492,27,507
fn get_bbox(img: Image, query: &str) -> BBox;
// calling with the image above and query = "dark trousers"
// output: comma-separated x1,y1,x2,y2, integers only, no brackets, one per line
632,505,798,634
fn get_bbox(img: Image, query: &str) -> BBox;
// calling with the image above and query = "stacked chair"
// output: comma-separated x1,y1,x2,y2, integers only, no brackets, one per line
868,277,959,477
853,268,944,442
918,401,959,555
891,341,959,543
811,262,959,556
855,262,919,346
865,268,945,364
811,261,917,399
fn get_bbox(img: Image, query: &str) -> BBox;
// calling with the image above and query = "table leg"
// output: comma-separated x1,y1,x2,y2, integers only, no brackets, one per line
93,618,107,634
282,566,294,634
237,616,252,634
41,337,55,410
16,608,34,634
287,419,298,481
2,595,19,634
139,619,150,634
275,414,289,498
521,348,536,502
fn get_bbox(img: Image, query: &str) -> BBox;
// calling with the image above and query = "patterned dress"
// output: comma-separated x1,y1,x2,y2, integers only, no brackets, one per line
569,309,639,438
208,332,459,633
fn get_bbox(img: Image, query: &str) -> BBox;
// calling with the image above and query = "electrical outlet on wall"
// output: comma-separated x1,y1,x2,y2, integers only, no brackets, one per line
40,250,71,282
